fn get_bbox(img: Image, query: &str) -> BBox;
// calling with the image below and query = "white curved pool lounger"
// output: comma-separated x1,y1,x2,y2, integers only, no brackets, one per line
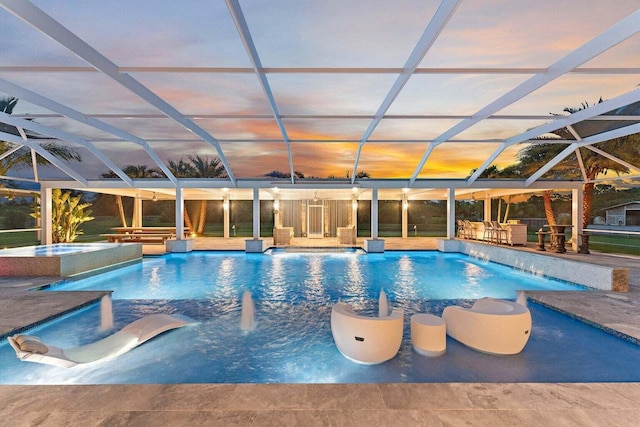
8,314,188,368
331,302,404,365
442,298,531,355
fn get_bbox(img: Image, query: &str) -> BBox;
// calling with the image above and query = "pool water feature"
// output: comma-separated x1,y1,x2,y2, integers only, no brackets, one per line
2,250,634,385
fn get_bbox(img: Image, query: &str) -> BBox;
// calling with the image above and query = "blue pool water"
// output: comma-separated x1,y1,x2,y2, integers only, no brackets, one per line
1,250,639,384
44,250,583,300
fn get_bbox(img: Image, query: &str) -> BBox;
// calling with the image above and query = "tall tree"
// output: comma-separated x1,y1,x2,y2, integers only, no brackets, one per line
518,98,640,227
101,165,163,227
166,155,228,235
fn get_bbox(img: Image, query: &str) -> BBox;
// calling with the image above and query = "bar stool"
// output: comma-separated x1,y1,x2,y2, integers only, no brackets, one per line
491,221,509,245
482,221,494,243
464,220,476,240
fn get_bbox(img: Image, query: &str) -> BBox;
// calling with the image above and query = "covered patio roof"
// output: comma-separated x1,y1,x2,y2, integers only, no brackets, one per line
1,0,639,198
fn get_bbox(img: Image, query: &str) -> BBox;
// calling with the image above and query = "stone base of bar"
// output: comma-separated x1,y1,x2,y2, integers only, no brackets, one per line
436,238,461,253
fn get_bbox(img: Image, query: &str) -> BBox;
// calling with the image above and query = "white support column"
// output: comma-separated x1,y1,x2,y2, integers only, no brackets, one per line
167,186,194,253
40,187,52,245
484,195,492,221
175,187,184,240
371,188,379,239
253,187,260,239
352,196,358,228
223,195,230,239
364,188,384,253
133,196,143,227
402,194,408,239
447,187,456,239
572,188,584,251
273,196,280,229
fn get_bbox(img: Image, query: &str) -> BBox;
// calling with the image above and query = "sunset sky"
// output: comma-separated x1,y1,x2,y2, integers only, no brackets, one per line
1,0,639,181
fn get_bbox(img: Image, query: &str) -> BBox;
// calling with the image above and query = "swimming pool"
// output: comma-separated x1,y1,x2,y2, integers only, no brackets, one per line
2,250,639,384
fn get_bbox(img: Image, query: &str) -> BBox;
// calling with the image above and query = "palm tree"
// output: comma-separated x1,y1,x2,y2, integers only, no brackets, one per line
264,170,305,178
101,165,164,227
166,155,228,235
187,155,227,234
1,96,82,177
469,164,521,222
518,98,640,227
515,143,570,226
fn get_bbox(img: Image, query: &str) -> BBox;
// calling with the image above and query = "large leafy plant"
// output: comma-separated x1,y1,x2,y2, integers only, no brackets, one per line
31,189,95,243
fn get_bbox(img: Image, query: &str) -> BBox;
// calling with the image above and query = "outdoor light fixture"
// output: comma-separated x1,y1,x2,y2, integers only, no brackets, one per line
152,192,158,202
403,201,409,210
313,192,318,202
223,200,229,211
352,200,358,209
274,200,280,212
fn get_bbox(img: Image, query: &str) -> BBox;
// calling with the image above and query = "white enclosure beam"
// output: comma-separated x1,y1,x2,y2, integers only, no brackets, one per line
351,0,462,183
525,121,640,186
0,131,88,185
0,77,178,185
411,8,640,185
3,65,640,75
0,144,23,161
584,145,640,174
0,112,133,186
0,0,236,185
225,0,295,183
468,85,640,185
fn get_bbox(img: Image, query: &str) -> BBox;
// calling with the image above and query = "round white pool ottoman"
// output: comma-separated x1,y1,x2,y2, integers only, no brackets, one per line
411,313,446,357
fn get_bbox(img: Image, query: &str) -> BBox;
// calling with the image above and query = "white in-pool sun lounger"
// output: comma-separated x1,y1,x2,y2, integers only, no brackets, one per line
7,313,188,368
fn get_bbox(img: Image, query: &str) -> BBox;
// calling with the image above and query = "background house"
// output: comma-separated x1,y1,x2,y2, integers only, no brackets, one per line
604,201,640,226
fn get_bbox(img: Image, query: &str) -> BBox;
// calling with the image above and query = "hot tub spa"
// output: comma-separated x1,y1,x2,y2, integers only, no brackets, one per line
0,243,142,277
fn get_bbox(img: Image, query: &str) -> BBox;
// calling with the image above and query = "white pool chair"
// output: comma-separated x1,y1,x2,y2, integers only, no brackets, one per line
442,298,531,355
8,314,188,368
330,302,404,365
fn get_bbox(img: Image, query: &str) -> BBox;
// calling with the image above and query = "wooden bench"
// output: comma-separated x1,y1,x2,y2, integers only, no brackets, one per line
100,233,175,244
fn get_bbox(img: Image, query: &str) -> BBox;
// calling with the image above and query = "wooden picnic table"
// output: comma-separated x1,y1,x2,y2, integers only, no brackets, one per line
110,226,191,236
101,226,191,244
100,233,175,244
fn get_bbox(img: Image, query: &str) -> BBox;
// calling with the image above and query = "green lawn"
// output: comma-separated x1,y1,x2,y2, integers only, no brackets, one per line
527,232,640,256
2,222,638,256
